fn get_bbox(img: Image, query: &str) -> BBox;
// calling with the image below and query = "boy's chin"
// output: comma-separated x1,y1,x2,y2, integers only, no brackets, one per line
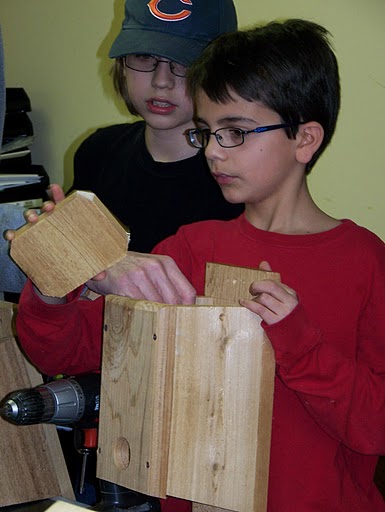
220,189,243,205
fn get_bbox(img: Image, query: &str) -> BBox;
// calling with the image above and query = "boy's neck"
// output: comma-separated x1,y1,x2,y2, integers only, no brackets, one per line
145,124,198,163
245,182,340,235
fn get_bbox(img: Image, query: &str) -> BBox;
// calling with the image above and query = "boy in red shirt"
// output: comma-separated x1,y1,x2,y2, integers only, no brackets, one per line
14,19,385,511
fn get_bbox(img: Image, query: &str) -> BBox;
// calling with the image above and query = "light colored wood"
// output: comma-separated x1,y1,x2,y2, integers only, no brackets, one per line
205,262,281,305
197,259,278,504
0,301,74,506
10,190,128,297
97,296,177,497
193,504,233,512
167,305,274,512
192,263,280,512
98,262,277,511
45,500,90,511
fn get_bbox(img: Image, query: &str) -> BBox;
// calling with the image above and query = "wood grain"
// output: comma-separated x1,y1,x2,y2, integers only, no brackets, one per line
192,263,280,512
10,190,128,297
98,263,277,511
0,301,74,506
167,305,274,512
205,262,281,305
97,297,176,497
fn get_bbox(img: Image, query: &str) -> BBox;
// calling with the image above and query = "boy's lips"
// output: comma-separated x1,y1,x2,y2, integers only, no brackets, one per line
146,99,176,114
212,171,236,186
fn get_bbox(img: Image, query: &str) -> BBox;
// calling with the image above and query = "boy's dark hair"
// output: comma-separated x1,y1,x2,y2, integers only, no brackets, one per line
187,19,341,172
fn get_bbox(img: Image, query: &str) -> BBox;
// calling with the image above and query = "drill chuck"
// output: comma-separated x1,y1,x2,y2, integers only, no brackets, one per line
0,373,101,426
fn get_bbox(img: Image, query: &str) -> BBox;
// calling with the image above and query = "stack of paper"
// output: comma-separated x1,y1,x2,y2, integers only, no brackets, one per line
0,173,43,191
0,88,49,207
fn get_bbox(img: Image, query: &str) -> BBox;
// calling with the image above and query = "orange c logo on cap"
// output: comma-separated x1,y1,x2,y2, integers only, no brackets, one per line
147,0,192,21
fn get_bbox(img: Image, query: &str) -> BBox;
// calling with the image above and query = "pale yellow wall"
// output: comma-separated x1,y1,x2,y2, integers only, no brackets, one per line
1,0,384,240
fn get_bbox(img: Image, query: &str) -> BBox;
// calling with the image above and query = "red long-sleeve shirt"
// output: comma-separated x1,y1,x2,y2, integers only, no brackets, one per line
17,216,385,511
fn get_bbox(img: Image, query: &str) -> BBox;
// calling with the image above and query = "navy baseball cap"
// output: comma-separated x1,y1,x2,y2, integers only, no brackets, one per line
109,0,238,66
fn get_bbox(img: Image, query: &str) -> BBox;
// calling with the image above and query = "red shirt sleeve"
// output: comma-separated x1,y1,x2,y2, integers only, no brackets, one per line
16,280,104,376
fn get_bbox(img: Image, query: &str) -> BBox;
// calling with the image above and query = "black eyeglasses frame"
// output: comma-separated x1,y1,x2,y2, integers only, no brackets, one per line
123,55,187,78
188,122,306,149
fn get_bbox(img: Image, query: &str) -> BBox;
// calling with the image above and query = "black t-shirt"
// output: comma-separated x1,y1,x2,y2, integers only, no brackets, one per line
72,121,244,253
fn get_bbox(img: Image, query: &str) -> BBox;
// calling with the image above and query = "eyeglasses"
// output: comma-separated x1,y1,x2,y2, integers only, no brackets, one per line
124,54,187,77
188,122,305,149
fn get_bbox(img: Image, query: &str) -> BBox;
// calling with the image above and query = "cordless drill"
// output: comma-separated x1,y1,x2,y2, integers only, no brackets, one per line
0,372,101,426
0,373,161,511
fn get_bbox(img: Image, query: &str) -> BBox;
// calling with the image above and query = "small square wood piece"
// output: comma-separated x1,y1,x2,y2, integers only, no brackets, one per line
10,190,129,297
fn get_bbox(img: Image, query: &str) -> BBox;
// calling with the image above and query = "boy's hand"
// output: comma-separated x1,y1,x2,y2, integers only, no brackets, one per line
4,184,65,241
240,261,298,325
46,183,66,203
87,252,197,305
3,184,67,305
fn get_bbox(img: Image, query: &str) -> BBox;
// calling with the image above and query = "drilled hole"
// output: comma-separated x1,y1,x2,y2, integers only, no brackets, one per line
113,436,131,470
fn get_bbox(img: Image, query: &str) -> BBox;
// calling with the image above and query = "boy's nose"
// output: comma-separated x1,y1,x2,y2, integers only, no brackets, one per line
204,135,226,161
151,61,176,88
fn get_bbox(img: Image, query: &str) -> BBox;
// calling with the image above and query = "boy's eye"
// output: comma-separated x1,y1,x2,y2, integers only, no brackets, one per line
170,62,187,75
135,54,154,61
226,128,244,141
228,128,243,137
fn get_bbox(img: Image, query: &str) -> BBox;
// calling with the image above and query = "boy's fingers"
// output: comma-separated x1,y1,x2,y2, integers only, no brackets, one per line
258,260,272,272
24,209,40,222
91,271,107,282
41,201,57,213
47,183,65,203
249,279,296,300
239,298,278,324
86,252,197,305
3,229,15,241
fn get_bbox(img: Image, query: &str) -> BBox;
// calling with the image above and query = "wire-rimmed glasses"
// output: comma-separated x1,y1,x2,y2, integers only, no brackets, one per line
124,54,187,78
188,122,305,149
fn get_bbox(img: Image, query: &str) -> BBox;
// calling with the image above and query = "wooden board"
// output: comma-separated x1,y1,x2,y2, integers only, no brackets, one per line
205,262,281,305
0,301,74,506
193,505,233,512
167,305,275,512
10,190,128,297
98,263,277,511
192,263,280,512
97,297,177,497
44,499,90,511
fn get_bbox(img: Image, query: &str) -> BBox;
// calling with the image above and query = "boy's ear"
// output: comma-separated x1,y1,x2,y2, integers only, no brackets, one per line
295,122,324,165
